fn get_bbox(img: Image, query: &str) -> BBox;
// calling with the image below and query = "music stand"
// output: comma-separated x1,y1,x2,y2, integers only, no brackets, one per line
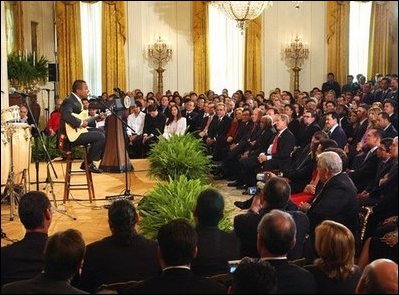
22,92,75,220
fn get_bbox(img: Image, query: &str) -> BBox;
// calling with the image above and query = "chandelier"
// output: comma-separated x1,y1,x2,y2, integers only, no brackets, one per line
148,36,173,94
213,1,273,31
284,35,309,90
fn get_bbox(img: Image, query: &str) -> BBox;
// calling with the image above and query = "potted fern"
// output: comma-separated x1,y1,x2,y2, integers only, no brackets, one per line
7,51,48,92
138,175,233,239
147,133,212,183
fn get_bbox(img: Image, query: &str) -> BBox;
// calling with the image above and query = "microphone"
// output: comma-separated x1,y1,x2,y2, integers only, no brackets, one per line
9,87,29,97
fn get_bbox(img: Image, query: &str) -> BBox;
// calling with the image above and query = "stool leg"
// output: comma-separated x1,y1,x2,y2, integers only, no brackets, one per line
63,158,72,203
83,148,93,203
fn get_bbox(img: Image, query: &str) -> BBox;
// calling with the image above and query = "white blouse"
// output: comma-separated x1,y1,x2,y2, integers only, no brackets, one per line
163,117,187,139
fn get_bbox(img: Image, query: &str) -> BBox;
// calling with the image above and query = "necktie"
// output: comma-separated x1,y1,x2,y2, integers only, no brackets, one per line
363,150,372,163
327,130,332,137
271,134,279,154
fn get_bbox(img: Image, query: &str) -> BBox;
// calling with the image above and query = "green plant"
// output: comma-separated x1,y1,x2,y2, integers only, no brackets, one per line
7,51,48,88
147,133,212,183
138,175,233,239
31,136,83,161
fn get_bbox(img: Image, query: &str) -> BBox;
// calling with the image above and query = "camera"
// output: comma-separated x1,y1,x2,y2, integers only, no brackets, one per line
248,186,257,195
228,260,241,273
256,173,265,181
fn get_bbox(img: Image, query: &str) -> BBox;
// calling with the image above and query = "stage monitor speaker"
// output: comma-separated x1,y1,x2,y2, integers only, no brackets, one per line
48,63,58,82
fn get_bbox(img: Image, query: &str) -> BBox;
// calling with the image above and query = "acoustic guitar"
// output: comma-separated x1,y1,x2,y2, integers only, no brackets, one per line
66,109,111,142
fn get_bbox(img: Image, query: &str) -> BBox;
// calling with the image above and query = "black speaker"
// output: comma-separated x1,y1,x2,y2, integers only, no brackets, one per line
48,63,58,82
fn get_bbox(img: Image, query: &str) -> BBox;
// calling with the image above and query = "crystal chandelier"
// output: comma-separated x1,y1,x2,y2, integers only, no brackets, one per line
213,1,273,31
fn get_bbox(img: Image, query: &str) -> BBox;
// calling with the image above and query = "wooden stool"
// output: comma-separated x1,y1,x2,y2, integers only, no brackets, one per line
63,145,95,203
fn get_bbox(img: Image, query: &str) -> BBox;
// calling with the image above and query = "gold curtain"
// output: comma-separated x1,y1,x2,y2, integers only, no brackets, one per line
244,16,262,94
55,1,83,99
326,1,349,85
7,1,24,52
102,1,126,94
367,1,394,78
193,1,209,94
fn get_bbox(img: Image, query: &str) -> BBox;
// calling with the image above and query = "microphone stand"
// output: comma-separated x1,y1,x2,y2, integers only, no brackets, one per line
93,98,137,202
22,93,75,220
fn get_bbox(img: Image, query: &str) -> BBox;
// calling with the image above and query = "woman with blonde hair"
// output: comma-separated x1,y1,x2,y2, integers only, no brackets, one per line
305,220,361,294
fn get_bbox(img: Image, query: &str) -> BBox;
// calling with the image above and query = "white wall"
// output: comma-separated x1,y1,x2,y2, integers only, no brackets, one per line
262,1,326,94
126,1,193,95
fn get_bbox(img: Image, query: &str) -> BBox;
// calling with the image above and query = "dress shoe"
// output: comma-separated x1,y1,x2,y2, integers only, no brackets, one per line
80,161,86,170
234,198,252,210
227,181,240,187
88,163,103,174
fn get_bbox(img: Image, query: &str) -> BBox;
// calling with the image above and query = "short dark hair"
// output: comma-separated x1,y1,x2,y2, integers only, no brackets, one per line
108,200,138,245
383,99,396,108
232,258,277,294
18,191,51,230
44,229,85,280
319,139,339,151
380,138,394,150
157,219,197,266
72,80,86,93
368,128,384,140
195,189,224,227
262,177,290,209
135,100,143,109
379,111,390,121
257,210,296,255
147,104,158,112
325,111,339,121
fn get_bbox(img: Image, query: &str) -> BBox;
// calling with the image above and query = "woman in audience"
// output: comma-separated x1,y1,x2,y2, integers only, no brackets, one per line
305,220,361,294
226,108,243,144
162,105,187,139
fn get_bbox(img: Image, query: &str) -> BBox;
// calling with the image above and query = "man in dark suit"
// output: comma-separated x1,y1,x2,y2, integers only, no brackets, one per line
2,229,87,294
324,111,347,148
306,151,359,244
383,99,398,129
60,80,105,173
121,219,225,294
182,100,201,134
353,104,369,145
377,112,398,139
77,200,161,293
374,78,392,103
259,114,296,172
349,128,382,192
191,189,239,276
257,210,317,294
234,177,309,260
1,191,52,286
140,104,166,156
322,72,341,98
158,95,170,116
296,109,321,149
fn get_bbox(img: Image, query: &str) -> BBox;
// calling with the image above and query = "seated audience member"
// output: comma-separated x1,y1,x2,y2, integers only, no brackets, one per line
356,259,398,294
2,229,87,294
357,138,395,206
257,210,316,294
324,111,348,148
45,98,62,137
349,128,382,192
197,102,216,141
305,220,361,294
191,189,239,276
230,257,277,294
258,114,296,172
296,109,321,149
78,200,161,293
1,191,52,286
305,151,359,239
182,100,201,134
358,216,398,271
383,99,398,129
377,112,398,139
364,136,398,239
126,101,146,158
234,177,309,260
140,104,166,157
120,219,225,294
162,105,187,139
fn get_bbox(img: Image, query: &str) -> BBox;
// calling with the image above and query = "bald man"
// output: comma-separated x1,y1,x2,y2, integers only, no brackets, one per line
356,258,398,294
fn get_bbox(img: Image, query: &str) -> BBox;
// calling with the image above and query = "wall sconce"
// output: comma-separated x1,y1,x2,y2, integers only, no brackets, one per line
284,35,309,91
148,36,172,95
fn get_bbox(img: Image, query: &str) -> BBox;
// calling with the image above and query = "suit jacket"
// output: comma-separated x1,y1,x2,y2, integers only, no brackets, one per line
349,148,379,192
322,81,341,97
365,157,395,198
264,128,296,171
59,94,84,137
266,259,317,294
307,173,359,238
389,113,398,130
362,93,375,105
234,208,309,260
181,110,201,134
374,89,392,103
142,112,166,137
283,156,316,194
297,122,321,148
383,124,398,139
249,126,276,156
158,105,170,117
121,268,226,294
234,121,253,144
207,115,232,140
1,232,47,286
78,234,161,293
1,273,87,294
353,119,368,145
329,125,348,149
373,162,398,219
191,225,239,276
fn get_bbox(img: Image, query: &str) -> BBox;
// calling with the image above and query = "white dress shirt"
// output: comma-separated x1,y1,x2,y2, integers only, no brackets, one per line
163,117,187,139
126,111,145,136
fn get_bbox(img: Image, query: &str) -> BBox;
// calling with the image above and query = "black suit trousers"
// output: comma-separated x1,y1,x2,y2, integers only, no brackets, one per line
73,128,105,162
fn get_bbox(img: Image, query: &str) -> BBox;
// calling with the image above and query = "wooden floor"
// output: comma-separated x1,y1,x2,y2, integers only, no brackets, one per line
1,159,248,247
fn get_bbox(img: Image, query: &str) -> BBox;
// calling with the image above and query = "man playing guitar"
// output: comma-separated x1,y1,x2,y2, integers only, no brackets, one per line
59,80,105,173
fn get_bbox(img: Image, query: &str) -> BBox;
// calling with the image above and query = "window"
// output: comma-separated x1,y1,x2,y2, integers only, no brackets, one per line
80,2,102,96
208,4,245,94
349,1,372,80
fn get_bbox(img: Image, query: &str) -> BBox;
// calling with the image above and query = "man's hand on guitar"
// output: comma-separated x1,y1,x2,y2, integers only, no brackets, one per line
81,120,89,128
